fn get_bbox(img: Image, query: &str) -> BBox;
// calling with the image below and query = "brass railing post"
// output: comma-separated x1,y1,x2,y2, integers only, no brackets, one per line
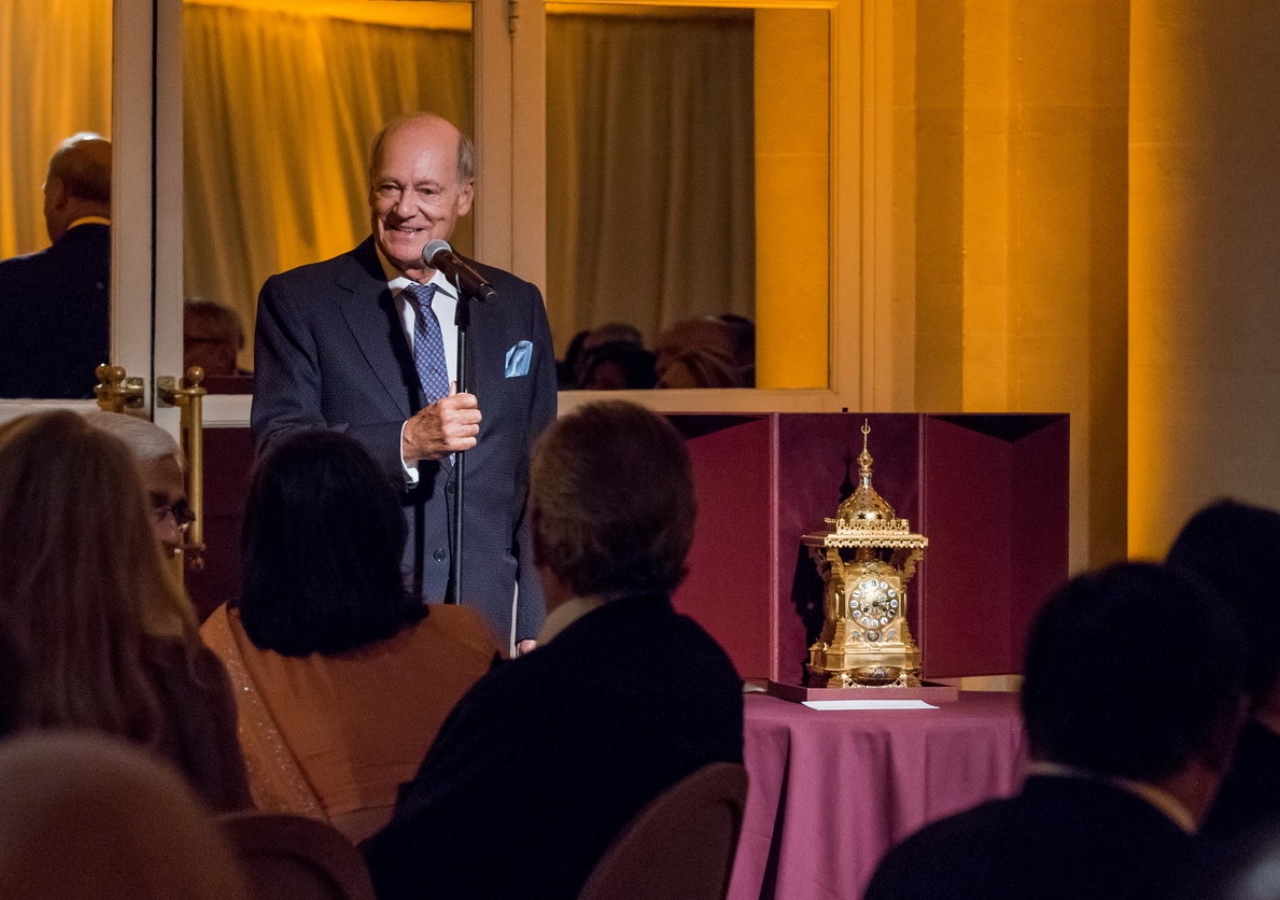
157,366,208,573
94,364,145,412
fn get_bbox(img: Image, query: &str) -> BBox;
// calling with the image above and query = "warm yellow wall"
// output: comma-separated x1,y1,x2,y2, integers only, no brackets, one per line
754,8,830,390
0,0,113,258
911,0,1129,570
1129,2,1280,558
912,0,964,411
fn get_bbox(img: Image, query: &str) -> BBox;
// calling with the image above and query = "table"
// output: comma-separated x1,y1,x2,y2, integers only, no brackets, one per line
728,691,1027,900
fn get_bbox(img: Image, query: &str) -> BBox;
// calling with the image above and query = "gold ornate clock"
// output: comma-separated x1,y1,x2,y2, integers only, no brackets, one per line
802,422,928,688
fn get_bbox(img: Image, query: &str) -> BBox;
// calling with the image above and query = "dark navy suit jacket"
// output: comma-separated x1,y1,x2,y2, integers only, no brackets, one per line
0,222,110,399
865,774,1206,900
362,594,745,900
251,237,557,641
1203,719,1280,840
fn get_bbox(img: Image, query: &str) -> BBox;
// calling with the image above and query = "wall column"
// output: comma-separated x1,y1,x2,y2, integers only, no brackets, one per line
1129,2,1280,556
912,0,1129,570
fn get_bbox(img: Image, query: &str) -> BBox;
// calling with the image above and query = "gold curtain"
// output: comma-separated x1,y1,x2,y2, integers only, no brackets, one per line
0,0,112,258
6,2,754,367
545,12,755,351
183,5,472,368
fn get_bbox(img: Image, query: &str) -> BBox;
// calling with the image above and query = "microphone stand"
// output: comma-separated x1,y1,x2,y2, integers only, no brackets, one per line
446,271,471,606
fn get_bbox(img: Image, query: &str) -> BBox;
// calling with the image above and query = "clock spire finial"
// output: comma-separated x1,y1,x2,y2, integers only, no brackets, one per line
838,419,894,526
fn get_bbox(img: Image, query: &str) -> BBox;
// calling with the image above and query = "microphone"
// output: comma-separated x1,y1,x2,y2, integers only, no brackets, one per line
423,240,499,302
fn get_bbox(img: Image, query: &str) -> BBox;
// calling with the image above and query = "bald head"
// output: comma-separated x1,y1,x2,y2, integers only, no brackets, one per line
44,133,112,243
368,113,474,188
366,112,476,280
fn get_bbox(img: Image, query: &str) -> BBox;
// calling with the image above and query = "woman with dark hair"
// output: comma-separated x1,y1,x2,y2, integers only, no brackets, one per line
0,411,249,811
201,429,501,841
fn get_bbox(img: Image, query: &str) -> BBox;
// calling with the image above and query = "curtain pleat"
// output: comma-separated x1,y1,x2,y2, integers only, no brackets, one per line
182,6,472,367
4,3,753,367
546,13,755,351
0,0,112,259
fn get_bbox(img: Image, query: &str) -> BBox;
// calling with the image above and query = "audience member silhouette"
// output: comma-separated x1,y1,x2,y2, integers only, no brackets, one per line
655,317,748,388
0,411,249,811
582,321,643,351
0,732,246,900
184,297,249,378
559,317,754,389
1168,500,1280,841
577,339,658,389
363,400,744,900
200,428,501,842
718,312,756,386
0,133,111,399
865,561,1246,900
558,329,591,388
560,322,647,388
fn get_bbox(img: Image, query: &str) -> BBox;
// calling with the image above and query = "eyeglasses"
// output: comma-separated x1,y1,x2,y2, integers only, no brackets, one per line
152,500,196,529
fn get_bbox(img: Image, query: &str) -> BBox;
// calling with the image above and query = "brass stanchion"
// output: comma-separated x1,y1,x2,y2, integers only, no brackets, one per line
157,367,208,574
94,364,145,412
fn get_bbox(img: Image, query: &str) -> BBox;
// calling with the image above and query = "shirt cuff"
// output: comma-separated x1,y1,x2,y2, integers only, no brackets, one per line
399,420,419,485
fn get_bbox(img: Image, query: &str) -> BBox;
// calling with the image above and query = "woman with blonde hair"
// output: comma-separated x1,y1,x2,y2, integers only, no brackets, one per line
0,410,249,810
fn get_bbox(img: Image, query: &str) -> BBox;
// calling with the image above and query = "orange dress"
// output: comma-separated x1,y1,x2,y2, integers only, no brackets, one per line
200,603,501,842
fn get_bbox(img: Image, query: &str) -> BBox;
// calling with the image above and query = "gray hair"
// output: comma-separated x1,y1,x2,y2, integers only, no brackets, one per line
82,411,184,470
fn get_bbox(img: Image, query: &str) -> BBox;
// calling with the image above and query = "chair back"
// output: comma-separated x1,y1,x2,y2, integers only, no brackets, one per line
217,811,376,900
578,762,748,900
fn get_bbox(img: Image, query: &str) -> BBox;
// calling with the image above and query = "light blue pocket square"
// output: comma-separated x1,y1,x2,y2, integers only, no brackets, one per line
505,340,533,378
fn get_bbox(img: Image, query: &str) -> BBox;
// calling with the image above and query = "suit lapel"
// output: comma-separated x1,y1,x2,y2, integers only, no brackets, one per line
337,240,418,420
462,291,498,403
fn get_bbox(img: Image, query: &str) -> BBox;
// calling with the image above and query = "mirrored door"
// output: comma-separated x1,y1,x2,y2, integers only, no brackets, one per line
131,0,890,423
182,0,476,383
544,3,833,393
0,0,113,401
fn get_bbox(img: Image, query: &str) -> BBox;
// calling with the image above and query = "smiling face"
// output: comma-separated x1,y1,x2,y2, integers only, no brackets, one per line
368,115,474,281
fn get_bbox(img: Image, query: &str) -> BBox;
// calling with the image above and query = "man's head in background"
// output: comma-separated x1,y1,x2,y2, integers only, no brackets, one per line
1167,499,1280,712
183,298,245,378
529,400,695,610
43,133,111,244
1022,560,1246,826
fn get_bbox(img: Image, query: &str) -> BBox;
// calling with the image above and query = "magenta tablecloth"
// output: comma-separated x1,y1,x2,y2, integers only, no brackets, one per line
728,691,1027,900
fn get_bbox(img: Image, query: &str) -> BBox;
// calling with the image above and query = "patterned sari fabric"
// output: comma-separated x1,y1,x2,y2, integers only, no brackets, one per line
201,603,501,842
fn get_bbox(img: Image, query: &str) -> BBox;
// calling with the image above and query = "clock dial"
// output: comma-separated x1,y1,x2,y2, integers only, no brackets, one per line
850,578,900,628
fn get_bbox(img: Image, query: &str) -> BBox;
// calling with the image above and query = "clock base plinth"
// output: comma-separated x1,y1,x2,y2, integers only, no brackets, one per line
766,680,960,704
807,639,922,687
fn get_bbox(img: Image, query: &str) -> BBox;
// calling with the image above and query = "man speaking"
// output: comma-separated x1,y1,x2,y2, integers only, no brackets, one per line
252,112,557,649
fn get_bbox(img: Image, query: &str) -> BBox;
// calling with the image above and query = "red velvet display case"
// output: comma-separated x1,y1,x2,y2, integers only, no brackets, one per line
188,413,1069,681
669,413,1070,682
